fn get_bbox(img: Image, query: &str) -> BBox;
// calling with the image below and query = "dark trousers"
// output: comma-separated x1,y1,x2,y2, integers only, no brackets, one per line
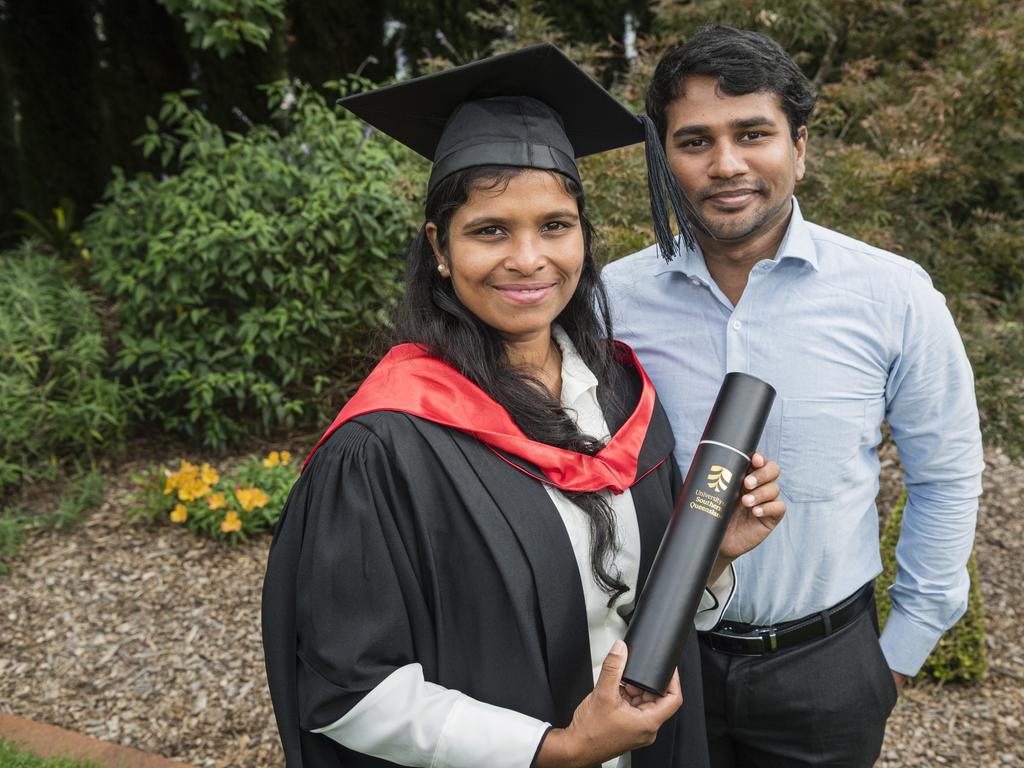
699,598,898,767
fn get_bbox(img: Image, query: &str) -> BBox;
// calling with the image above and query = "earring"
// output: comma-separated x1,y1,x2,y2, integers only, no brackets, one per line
437,263,449,276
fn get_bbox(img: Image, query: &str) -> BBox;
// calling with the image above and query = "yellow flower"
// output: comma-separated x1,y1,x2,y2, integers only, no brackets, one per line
221,511,242,533
200,463,220,485
206,492,226,510
177,477,212,502
170,504,188,523
263,451,281,468
279,450,292,464
235,486,270,512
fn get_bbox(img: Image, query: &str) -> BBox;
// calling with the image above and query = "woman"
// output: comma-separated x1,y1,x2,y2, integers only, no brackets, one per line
263,45,784,768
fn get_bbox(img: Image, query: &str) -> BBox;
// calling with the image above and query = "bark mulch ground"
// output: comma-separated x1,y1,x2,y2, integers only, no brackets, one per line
0,446,1021,767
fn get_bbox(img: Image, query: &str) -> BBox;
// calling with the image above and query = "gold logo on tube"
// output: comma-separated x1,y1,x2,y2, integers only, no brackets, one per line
706,465,733,493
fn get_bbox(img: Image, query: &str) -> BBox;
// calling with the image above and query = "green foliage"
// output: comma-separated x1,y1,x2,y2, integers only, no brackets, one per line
158,0,285,57
630,0,1024,457
420,0,610,76
0,505,31,577
0,245,128,495
966,299,1024,457
50,469,106,532
799,1,1024,454
86,83,416,447
876,492,988,683
579,146,651,263
0,738,100,768
131,450,297,541
13,198,90,267
0,469,105,576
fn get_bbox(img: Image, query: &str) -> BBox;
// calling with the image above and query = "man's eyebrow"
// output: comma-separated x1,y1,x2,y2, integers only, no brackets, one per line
672,116,778,139
733,116,777,129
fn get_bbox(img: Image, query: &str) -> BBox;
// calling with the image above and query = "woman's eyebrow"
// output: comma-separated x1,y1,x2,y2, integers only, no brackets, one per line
460,211,579,229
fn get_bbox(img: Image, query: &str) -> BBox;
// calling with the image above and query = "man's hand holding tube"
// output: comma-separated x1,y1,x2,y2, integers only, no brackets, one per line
709,451,785,584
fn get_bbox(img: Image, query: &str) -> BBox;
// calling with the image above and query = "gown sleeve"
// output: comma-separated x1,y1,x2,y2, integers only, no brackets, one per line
262,420,548,768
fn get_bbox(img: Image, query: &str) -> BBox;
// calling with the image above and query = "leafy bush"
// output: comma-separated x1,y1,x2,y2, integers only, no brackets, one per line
132,450,297,541
0,244,128,494
158,0,285,57
86,83,416,447
0,469,106,575
876,492,987,684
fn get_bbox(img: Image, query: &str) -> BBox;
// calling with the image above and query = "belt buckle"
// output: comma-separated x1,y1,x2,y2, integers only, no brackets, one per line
758,626,779,653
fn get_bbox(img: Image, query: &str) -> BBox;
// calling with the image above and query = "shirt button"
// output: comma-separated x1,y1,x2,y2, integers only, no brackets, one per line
731,320,742,331
690,278,701,286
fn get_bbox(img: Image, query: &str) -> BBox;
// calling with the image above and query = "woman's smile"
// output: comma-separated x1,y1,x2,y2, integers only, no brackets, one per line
491,280,559,304
426,169,584,347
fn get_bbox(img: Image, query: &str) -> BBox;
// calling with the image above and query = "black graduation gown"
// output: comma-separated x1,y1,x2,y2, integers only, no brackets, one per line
262,366,710,768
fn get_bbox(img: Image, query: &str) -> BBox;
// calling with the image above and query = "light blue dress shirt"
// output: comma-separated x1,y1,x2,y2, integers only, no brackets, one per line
601,198,984,675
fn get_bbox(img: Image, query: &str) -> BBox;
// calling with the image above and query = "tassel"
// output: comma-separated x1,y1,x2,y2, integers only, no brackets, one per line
638,113,700,262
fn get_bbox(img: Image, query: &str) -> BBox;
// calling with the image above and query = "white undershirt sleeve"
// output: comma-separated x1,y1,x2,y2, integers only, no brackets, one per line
312,663,550,768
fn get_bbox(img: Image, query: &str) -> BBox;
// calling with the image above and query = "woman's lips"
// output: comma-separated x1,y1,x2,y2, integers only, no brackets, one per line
493,282,556,304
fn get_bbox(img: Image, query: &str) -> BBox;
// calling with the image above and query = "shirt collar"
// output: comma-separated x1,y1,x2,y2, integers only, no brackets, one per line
653,196,819,278
551,325,599,409
775,198,818,271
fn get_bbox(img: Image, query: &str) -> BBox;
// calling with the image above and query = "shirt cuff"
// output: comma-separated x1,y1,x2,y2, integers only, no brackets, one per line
695,563,735,631
878,606,944,676
436,693,551,768
314,663,550,768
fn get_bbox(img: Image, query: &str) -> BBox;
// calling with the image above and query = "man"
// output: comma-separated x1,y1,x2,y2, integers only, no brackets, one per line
602,26,984,768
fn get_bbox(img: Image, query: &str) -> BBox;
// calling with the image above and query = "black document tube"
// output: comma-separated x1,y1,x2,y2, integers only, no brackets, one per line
623,372,775,694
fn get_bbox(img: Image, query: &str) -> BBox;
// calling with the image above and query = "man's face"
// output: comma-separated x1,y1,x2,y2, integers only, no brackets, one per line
663,75,807,244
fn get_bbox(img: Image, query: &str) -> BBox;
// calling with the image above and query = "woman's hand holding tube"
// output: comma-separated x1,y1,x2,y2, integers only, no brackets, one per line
707,452,785,584
535,640,681,768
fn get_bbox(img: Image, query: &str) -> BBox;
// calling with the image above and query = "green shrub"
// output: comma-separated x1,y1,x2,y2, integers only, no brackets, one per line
876,492,988,684
0,244,128,495
131,449,297,541
158,0,285,57
0,469,106,576
0,738,101,768
86,82,416,447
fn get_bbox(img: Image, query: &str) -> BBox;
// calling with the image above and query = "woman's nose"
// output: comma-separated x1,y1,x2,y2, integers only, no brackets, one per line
504,234,547,274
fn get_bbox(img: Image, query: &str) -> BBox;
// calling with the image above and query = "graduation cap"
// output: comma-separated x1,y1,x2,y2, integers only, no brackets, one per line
337,43,696,260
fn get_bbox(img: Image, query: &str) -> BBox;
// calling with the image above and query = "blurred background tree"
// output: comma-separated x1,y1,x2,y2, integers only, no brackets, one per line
0,0,1020,463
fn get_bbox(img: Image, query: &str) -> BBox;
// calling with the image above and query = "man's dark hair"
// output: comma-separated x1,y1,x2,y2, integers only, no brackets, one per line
646,25,817,143
393,165,630,604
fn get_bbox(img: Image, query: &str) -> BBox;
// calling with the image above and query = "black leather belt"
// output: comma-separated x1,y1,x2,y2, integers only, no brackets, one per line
702,582,875,656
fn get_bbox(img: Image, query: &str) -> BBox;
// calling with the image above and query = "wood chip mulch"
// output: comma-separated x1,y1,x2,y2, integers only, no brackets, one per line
0,447,1021,767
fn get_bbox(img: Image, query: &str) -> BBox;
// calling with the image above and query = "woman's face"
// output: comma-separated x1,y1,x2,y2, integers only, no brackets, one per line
427,169,585,345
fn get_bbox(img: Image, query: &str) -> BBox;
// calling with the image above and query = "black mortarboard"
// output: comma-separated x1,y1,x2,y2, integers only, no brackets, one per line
337,43,696,260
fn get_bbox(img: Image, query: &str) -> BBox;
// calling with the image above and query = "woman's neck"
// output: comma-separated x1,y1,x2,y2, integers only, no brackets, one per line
504,327,563,399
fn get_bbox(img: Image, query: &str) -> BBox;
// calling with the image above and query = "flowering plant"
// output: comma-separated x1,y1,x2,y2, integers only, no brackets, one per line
131,450,298,541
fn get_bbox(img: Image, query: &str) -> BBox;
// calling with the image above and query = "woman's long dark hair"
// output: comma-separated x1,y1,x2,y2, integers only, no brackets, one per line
393,165,631,604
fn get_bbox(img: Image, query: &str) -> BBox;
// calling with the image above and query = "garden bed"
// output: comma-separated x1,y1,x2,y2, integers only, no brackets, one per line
0,446,1021,767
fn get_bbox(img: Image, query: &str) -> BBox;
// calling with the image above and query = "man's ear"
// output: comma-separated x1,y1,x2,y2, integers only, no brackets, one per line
794,125,808,182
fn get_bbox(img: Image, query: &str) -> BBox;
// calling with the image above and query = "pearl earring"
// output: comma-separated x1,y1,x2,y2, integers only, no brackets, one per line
437,263,449,276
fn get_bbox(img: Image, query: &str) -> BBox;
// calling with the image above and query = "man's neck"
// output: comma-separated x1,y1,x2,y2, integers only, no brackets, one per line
697,204,794,306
